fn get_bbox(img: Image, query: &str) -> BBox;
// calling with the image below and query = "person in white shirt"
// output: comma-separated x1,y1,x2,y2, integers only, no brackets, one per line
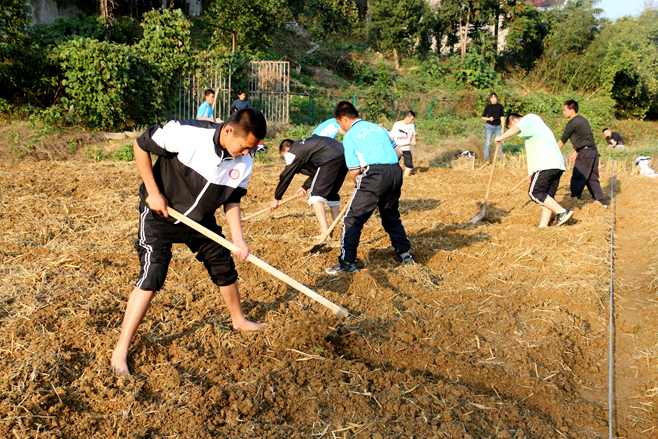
390,111,417,178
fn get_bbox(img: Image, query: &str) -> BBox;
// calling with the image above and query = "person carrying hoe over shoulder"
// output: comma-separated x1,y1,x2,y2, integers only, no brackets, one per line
111,108,267,375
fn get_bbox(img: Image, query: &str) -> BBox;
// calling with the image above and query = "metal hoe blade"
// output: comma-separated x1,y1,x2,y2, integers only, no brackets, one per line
470,200,488,224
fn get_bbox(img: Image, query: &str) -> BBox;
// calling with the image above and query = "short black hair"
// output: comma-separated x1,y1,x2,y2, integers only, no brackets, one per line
406,110,416,118
205,89,215,97
602,128,610,132
564,99,579,113
279,139,293,153
238,90,246,96
333,101,359,120
489,92,498,99
226,107,267,140
506,113,523,128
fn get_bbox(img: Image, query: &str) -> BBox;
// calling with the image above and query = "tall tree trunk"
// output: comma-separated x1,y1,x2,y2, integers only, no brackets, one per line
393,46,399,70
365,0,371,43
100,0,113,41
460,6,471,58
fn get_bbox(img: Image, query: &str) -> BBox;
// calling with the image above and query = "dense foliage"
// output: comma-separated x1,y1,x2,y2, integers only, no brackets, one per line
0,0,657,130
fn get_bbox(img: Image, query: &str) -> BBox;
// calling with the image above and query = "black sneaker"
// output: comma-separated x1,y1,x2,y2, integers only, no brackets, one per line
326,259,358,274
555,209,574,226
398,251,415,264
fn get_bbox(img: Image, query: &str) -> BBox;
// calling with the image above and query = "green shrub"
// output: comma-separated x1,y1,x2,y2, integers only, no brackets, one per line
114,144,135,161
57,38,136,130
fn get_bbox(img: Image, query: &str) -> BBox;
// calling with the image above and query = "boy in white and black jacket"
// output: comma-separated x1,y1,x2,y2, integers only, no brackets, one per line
111,108,267,375
269,136,348,238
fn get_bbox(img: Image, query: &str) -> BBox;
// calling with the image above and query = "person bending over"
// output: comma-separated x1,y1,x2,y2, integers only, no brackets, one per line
111,108,267,375
312,118,346,139
269,136,348,238
496,113,574,228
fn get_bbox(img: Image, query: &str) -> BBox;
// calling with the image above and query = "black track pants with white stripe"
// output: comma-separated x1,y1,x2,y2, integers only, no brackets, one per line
340,164,411,263
134,203,237,291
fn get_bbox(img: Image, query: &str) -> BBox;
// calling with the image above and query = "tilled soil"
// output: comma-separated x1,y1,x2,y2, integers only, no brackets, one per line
0,159,656,438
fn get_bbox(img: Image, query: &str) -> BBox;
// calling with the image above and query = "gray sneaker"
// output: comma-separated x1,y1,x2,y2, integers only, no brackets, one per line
555,209,574,226
398,251,415,264
326,259,358,274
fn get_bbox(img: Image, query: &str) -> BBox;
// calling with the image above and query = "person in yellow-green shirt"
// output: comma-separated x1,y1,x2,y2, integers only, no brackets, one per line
496,113,574,228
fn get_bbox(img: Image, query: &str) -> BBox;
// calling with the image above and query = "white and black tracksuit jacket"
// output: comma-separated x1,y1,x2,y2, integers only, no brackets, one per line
274,136,346,201
137,120,252,225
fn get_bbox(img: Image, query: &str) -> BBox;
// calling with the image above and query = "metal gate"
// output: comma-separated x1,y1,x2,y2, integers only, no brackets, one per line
249,61,290,123
169,62,231,122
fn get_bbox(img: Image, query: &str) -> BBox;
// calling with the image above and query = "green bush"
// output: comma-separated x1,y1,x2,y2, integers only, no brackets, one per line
57,38,136,130
114,144,135,161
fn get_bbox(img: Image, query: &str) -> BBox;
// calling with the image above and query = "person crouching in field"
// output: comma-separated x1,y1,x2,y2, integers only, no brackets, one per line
495,113,574,228
390,111,417,178
111,108,267,375
269,136,348,239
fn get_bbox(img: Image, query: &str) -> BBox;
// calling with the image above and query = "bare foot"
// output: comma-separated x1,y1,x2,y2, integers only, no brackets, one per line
111,350,131,375
233,320,266,332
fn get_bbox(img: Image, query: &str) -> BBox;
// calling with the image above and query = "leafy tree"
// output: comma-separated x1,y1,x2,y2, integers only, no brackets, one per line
205,0,284,54
436,0,499,58
498,0,551,72
531,0,604,92
367,0,432,68
577,7,658,119
286,0,360,41
364,61,393,121
0,0,32,99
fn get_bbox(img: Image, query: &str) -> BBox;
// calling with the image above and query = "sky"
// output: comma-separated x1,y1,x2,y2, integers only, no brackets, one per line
596,0,647,19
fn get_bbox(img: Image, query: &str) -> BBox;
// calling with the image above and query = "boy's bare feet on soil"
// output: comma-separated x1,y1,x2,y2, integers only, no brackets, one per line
233,319,266,332
110,351,131,375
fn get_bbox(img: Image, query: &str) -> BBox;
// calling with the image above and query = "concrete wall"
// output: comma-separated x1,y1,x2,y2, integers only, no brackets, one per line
28,0,89,25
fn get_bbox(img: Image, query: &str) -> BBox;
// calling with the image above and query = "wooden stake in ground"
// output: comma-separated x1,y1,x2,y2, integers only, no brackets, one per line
303,199,352,253
168,207,349,319
470,141,501,224
243,194,297,221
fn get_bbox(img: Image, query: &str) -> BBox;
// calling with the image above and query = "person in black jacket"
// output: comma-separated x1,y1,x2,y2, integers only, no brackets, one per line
269,136,348,238
111,108,267,375
602,128,625,148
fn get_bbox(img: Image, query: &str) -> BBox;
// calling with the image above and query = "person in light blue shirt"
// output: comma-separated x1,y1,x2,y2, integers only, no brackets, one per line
325,101,413,274
197,89,218,122
312,118,345,139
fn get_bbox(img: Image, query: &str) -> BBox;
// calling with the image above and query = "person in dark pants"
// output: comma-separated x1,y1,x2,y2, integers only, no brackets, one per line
111,108,268,375
269,136,348,238
326,101,413,274
557,100,608,207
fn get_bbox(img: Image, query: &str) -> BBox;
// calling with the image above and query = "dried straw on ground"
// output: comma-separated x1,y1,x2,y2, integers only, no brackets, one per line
0,154,653,438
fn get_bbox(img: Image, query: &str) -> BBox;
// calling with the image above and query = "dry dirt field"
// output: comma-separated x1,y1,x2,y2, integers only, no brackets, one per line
1,153,658,438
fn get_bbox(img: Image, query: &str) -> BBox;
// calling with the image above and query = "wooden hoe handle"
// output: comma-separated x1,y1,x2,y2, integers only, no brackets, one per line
243,194,298,221
168,208,349,319
303,199,352,252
